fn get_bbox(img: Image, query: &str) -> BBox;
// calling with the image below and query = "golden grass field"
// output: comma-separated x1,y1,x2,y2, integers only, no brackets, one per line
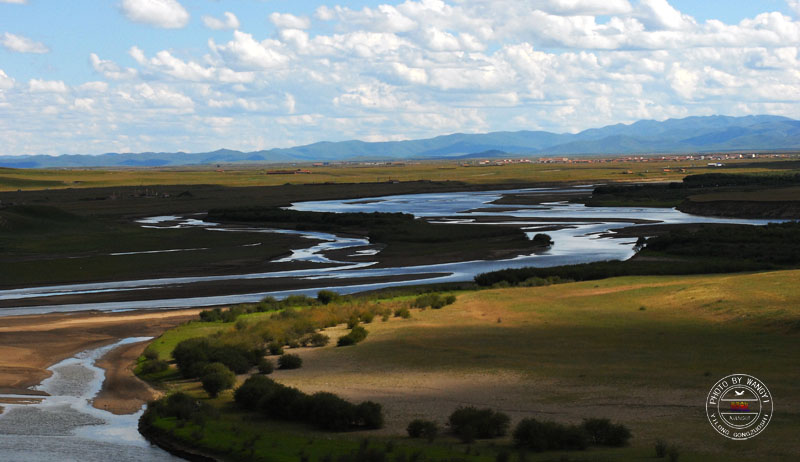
152,270,800,461
0,159,782,192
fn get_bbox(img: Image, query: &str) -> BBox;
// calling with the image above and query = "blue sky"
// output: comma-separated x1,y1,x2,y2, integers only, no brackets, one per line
2,0,800,155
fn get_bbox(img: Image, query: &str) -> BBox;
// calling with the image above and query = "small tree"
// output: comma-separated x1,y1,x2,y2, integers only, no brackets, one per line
278,353,303,369
407,419,438,441
532,233,553,246
201,362,235,398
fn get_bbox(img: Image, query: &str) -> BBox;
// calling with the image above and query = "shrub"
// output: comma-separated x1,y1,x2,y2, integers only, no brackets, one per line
512,418,588,452
201,362,236,398
338,325,368,346
532,233,553,246
268,342,285,356
143,349,159,361
356,401,384,429
306,392,357,431
347,316,360,329
172,337,211,378
394,307,411,319
581,418,631,447
317,290,341,305
258,358,274,374
278,353,303,369
308,332,330,347
448,407,510,442
235,375,281,409
411,293,455,309
407,419,438,441
140,359,169,375
361,311,375,323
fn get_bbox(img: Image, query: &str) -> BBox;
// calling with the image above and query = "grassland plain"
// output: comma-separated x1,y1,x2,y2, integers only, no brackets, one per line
0,158,783,193
142,270,800,461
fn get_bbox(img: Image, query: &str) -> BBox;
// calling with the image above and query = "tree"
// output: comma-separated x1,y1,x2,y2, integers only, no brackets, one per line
201,362,235,398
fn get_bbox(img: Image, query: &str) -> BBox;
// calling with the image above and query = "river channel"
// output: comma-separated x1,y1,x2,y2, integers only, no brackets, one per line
0,186,780,316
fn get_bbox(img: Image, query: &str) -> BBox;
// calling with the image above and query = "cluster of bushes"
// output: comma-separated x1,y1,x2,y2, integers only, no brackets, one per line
531,233,553,247
199,295,318,323
172,337,262,378
138,349,168,375
338,325,368,346
141,392,215,427
513,418,631,452
412,293,456,309
448,407,510,443
234,375,383,431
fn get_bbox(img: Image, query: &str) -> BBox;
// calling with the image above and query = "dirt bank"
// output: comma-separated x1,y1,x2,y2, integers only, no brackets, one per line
0,309,199,413
92,340,160,415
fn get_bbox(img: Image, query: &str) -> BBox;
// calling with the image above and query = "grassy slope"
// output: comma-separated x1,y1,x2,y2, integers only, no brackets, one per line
145,270,800,461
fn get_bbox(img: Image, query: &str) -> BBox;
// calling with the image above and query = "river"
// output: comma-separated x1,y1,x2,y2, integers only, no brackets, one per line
0,186,780,316
0,338,181,461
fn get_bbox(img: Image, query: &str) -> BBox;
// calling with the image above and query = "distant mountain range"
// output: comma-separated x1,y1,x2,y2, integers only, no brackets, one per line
2,115,800,168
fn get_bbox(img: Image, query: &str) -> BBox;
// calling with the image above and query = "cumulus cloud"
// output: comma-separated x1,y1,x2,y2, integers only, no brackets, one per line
121,0,189,29
203,12,240,30
28,79,68,93
0,0,27,4
7,0,800,156
90,53,138,80
0,69,14,90
269,12,311,29
209,31,289,70
1,32,48,53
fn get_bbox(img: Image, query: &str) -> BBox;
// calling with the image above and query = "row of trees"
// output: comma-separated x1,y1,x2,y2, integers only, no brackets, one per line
235,375,383,431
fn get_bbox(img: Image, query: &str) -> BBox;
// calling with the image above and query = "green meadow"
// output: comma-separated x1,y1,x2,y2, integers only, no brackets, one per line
141,270,800,461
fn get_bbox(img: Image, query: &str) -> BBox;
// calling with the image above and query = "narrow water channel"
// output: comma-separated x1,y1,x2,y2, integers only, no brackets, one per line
0,339,181,461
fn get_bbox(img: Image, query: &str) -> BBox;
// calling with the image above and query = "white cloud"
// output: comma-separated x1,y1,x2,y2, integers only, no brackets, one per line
90,53,139,80
78,81,109,92
28,79,68,93
269,12,311,30
121,0,189,29
0,0,27,4
636,0,695,31
136,82,194,109
203,12,240,30
209,31,289,70
284,93,296,114
1,32,48,53
0,69,14,90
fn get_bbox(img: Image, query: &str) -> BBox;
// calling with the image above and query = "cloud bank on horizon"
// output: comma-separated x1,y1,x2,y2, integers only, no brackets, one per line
1,0,800,156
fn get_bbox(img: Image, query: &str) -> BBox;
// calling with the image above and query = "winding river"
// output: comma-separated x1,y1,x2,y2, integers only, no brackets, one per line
0,186,786,461
0,186,780,316
0,338,181,461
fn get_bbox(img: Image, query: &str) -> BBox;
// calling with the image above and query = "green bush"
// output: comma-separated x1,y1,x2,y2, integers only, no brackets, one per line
268,342,284,356
407,419,438,441
278,353,303,369
201,362,236,398
257,358,274,374
338,325,368,346
140,359,169,375
317,290,341,305
581,418,631,447
448,407,510,442
512,418,588,452
394,307,411,318
412,293,456,309
307,332,330,347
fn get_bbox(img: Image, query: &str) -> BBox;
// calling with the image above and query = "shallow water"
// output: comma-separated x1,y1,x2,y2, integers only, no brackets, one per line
0,187,781,316
0,338,180,461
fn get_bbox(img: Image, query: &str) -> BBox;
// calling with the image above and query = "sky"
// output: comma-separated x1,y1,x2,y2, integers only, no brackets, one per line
1,1,800,156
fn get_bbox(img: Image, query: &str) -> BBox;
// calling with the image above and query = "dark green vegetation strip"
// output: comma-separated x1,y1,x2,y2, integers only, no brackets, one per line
208,206,531,244
585,172,800,216
475,221,800,286
0,205,304,286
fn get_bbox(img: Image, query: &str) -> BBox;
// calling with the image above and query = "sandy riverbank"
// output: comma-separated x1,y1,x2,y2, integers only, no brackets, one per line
0,308,200,413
